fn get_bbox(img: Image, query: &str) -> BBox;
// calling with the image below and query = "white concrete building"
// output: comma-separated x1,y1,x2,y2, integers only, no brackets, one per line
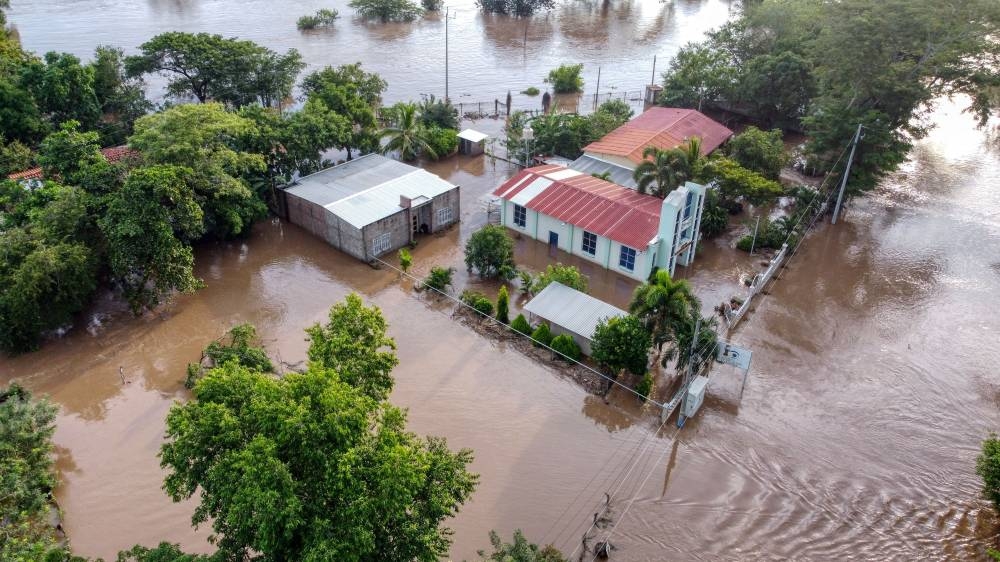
492,165,706,281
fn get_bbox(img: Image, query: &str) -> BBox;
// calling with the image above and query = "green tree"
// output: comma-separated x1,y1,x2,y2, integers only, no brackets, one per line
659,44,734,111
161,298,478,562
100,165,204,313
550,334,581,362
116,543,219,562
738,51,814,129
130,103,267,237
496,285,510,324
465,224,515,280
702,157,783,205
544,64,584,94
280,98,351,174
90,45,153,144
398,247,412,272
978,433,1000,512
423,127,457,160
530,323,552,347
727,126,787,180
632,146,689,198
475,0,554,17
0,79,46,144
596,99,633,123
380,102,436,161
511,313,531,335
635,373,654,401
21,51,102,131
418,95,459,130
302,63,387,159
532,263,587,294
36,120,117,192
422,265,454,293
187,323,273,388
349,0,424,22
297,9,340,30
126,32,304,108
306,293,399,402
0,136,34,176
698,189,729,238
629,269,697,357
591,315,651,378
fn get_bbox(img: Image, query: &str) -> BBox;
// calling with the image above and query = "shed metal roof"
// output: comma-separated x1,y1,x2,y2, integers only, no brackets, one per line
523,282,628,341
458,129,489,142
493,165,662,249
583,107,733,165
569,154,638,188
284,154,458,229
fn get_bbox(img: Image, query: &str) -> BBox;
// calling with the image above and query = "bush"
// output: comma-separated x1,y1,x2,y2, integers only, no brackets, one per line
424,126,458,160
533,263,588,294
465,224,516,280
550,334,581,362
496,285,510,324
531,323,553,347
703,157,784,205
422,266,454,293
521,86,540,96
596,99,633,122
635,373,654,401
727,126,788,180
978,433,1000,512
699,189,729,238
297,9,339,29
511,313,532,335
591,315,651,377
349,0,424,21
418,95,459,130
545,64,584,94
460,290,494,317
398,247,412,272
518,270,534,295
735,215,794,253
421,0,443,10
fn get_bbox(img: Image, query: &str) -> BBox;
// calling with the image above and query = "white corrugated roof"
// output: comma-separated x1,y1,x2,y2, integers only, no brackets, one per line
510,177,552,206
523,282,628,341
458,129,489,142
285,154,458,229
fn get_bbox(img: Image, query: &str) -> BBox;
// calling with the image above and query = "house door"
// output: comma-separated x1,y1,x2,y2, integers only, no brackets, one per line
548,231,559,250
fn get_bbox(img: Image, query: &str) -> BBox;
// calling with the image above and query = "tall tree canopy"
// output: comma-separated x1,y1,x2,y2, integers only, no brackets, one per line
302,63,387,159
160,295,478,562
126,32,304,107
661,0,1000,193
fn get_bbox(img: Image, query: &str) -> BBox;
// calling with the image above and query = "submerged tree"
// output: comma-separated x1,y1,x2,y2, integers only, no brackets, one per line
465,224,515,280
160,295,478,562
629,269,698,358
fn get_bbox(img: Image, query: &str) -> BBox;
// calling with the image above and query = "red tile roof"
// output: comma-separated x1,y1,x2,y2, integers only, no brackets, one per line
583,107,733,165
5,146,138,181
493,165,662,249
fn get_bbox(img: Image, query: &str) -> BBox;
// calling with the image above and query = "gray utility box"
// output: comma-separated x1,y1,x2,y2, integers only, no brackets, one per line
683,376,710,419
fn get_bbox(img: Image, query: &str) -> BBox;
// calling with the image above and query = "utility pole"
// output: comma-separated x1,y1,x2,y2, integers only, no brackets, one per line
749,215,761,254
832,123,863,224
677,316,701,428
651,55,657,85
594,66,601,112
444,7,456,102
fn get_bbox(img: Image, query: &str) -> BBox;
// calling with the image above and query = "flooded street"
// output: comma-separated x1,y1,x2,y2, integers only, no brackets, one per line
3,0,1000,560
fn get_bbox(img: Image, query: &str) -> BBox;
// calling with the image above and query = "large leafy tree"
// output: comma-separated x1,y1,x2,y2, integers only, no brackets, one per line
90,45,153,144
306,293,399,402
0,79,46,144
726,126,787,180
126,32,304,108
302,63,387,159
100,165,204,313
465,224,516,280
160,295,478,562
379,102,436,161
632,146,689,198
36,120,122,193
20,51,102,131
129,102,266,237
591,315,651,378
629,269,697,357
702,157,783,205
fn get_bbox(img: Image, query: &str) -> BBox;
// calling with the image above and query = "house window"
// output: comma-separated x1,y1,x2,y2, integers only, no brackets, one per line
372,233,391,256
582,231,597,256
684,191,694,219
513,204,527,227
436,206,453,225
619,246,636,271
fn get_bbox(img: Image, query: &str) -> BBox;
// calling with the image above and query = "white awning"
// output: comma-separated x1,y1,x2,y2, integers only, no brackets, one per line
458,129,489,143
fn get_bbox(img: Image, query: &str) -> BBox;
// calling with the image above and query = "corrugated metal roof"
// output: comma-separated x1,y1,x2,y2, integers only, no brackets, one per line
493,165,662,249
523,282,628,341
458,129,488,142
583,107,733,165
285,154,458,229
569,155,638,188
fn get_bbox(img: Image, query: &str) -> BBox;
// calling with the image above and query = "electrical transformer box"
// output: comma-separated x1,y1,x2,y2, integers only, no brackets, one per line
683,376,710,419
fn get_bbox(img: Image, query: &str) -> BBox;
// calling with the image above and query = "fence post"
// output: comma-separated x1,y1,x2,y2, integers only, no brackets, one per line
495,99,499,116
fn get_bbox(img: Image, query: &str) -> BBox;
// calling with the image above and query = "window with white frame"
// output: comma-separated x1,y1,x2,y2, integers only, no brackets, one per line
513,204,527,227
371,232,391,256
582,231,597,256
618,245,636,271
436,206,453,225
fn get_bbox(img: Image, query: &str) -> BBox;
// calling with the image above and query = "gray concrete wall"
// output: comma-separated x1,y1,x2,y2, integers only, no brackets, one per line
362,210,410,260
431,187,461,232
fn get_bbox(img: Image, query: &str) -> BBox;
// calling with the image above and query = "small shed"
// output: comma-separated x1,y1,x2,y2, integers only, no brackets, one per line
523,282,628,356
458,129,488,156
283,154,460,263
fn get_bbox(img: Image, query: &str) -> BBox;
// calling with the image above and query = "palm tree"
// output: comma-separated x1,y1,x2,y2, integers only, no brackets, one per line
632,146,690,197
629,269,699,362
378,103,436,162
681,136,705,181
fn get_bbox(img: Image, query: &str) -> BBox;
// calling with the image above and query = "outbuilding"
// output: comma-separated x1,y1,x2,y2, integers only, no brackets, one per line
457,129,488,156
283,154,460,263
523,281,628,356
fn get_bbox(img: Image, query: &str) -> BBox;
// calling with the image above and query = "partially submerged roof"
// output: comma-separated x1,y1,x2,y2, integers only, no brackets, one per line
583,107,733,165
569,154,637,189
492,164,662,249
285,154,458,229
524,282,628,341
457,129,488,143
6,145,137,181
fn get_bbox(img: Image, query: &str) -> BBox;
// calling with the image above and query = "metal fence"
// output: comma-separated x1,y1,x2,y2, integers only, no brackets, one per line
722,243,789,332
